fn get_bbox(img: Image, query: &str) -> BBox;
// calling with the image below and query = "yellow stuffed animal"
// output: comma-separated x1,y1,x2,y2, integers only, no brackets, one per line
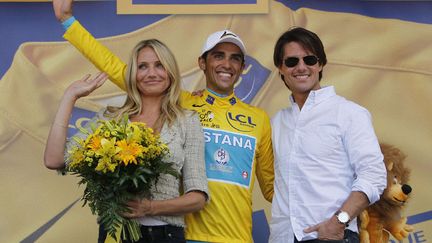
359,143,414,243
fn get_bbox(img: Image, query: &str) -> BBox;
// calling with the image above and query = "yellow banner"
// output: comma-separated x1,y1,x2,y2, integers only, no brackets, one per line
0,1,431,242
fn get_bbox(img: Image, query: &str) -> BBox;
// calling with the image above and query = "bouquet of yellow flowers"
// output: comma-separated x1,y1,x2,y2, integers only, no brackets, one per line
65,114,177,242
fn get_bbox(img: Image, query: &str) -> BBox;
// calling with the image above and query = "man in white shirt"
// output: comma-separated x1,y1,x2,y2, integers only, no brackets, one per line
269,27,387,243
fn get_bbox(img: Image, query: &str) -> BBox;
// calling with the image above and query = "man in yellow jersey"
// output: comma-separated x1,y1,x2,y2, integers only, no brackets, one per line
52,0,274,242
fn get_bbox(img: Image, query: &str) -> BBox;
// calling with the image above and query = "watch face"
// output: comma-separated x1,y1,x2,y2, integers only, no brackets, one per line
338,211,350,223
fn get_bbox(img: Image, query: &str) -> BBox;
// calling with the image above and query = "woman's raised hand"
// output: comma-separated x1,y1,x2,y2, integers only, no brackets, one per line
64,72,108,101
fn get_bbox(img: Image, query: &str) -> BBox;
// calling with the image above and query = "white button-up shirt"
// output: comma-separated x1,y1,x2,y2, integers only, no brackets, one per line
269,86,387,242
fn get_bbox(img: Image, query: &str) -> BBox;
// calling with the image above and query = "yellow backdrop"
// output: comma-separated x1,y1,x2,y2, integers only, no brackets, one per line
0,1,431,242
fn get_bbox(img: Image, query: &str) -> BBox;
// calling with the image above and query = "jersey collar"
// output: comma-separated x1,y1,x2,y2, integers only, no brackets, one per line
204,89,237,106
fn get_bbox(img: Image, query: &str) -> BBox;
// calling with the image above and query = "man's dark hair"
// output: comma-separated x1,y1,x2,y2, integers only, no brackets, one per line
273,27,327,81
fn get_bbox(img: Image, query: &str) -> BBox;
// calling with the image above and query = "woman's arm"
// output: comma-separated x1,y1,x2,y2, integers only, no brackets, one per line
44,73,107,169
124,191,206,218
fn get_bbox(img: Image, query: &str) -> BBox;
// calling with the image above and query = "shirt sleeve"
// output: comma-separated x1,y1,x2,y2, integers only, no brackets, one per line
182,112,209,201
343,106,387,205
255,110,275,202
63,20,127,91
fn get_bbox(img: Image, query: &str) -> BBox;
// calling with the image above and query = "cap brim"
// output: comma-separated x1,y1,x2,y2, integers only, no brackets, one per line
201,37,246,56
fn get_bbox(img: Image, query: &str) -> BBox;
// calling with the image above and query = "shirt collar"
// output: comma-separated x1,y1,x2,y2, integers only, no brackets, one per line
204,89,237,106
289,86,336,106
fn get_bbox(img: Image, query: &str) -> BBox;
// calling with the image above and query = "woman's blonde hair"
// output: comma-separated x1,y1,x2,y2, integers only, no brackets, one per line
106,39,183,128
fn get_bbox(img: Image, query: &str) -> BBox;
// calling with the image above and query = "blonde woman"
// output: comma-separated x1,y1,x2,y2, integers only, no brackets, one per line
44,39,208,243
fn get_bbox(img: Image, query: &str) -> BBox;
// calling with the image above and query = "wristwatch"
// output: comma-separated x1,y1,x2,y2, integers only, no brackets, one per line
335,210,350,227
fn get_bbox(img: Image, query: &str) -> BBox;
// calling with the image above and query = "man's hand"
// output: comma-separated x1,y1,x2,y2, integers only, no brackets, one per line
303,215,345,240
191,89,205,97
53,0,73,22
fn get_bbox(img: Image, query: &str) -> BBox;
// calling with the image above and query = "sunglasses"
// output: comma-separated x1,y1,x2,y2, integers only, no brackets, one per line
284,55,319,68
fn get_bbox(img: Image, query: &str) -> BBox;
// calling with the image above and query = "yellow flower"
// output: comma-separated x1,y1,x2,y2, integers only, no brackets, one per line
128,123,142,143
62,114,178,243
85,150,95,157
68,148,86,168
116,140,143,166
95,156,117,173
96,138,117,158
87,135,102,152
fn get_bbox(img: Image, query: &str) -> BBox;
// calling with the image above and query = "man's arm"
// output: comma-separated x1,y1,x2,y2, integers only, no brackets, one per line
304,191,369,240
305,106,387,240
255,111,274,202
53,0,127,91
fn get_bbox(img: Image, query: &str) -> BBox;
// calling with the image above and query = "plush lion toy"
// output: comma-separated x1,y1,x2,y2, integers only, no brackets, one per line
359,143,414,243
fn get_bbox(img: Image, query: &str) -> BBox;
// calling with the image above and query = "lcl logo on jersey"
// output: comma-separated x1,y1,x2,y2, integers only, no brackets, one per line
226,111,256,132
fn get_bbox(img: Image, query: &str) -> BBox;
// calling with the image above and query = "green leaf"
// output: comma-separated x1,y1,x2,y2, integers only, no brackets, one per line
138,175,147,184
132,178,138,189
